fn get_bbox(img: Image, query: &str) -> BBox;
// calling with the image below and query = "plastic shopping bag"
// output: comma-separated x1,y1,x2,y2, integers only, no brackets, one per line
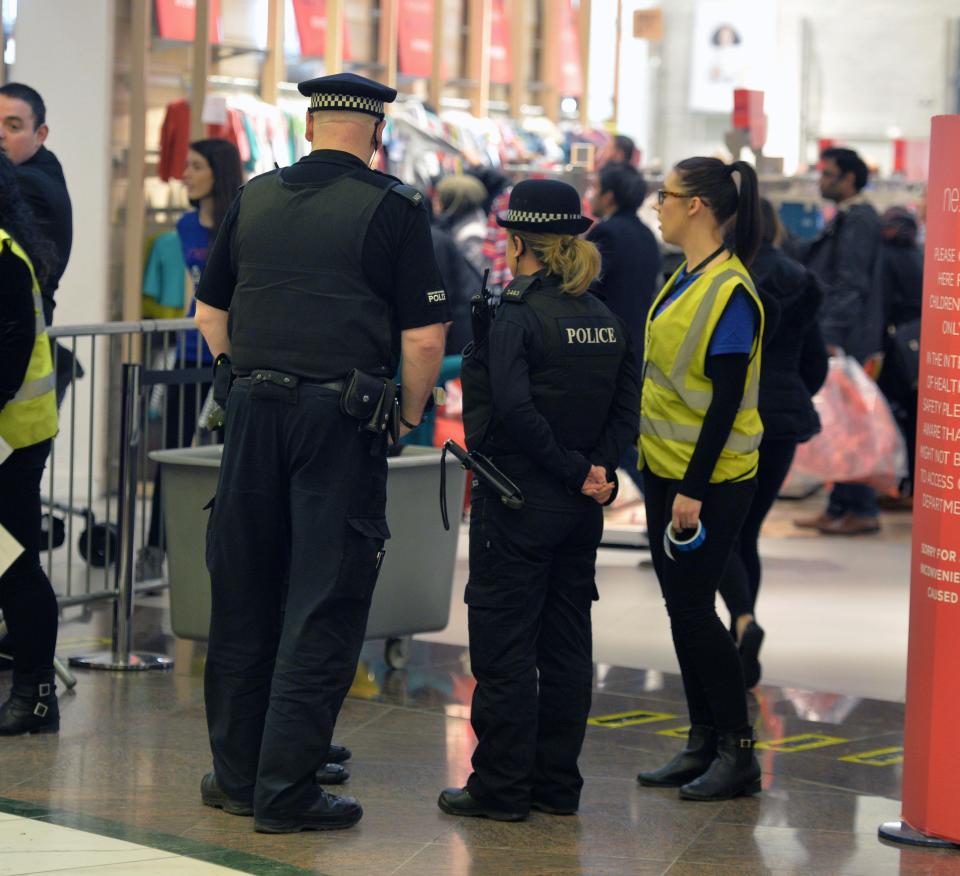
787,354,907,494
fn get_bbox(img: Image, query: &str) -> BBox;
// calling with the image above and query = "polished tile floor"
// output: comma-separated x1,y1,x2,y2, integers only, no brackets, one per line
1,630,958,876
5,492,955,875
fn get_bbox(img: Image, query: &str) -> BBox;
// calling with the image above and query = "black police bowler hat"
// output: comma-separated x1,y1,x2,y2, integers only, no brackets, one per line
298,72,398,118
497,178,592,235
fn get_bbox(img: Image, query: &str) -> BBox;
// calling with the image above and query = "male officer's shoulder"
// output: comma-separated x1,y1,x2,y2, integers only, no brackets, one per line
363,169,426,208
500,274,541,304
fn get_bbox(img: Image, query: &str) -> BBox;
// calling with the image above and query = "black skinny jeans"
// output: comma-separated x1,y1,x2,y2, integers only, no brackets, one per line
718,437,798,622
0,440,59,673
643,470,755,732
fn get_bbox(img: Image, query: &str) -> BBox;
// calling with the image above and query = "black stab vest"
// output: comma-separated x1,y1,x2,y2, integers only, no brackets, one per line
229,170,395,380
462,272,627,458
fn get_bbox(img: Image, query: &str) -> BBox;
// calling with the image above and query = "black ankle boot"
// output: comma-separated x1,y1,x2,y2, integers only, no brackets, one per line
679,729,761,801
637,724,716,787
0,670,60,736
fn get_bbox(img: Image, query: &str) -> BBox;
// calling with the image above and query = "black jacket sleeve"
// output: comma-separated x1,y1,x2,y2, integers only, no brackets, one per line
819,208,880,350
589,322,641,472
0,244,39,413
487,312,592,491
679,353,750,500
799,321,829,396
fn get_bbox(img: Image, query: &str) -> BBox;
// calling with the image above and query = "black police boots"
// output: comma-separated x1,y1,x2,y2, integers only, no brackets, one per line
254,790,363,833
679,729,761,801
201,773,253,816
0,670,59,736
437,787,527,822
637,724,716,787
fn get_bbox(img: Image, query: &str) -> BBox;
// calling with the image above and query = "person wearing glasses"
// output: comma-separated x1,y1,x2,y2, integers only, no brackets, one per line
636,158,764,801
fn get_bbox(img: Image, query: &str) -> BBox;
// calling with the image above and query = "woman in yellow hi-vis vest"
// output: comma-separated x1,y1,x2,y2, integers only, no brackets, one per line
0,153,60,735
636,157,764,801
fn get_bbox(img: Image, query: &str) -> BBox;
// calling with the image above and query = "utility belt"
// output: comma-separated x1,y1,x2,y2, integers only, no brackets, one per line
232,366,398,446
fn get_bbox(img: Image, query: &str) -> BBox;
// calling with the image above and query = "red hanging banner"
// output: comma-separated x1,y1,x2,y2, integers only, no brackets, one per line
898,114,960,844
489,0,513,85
155,0,222,44
291,0,352,61
556,0,583,97
398,0,440,79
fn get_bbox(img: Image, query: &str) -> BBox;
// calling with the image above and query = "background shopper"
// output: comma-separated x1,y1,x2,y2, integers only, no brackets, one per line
137,138,243,582
795,147,884,535
637,157,764,802
0,152,60,735
717,199,829,689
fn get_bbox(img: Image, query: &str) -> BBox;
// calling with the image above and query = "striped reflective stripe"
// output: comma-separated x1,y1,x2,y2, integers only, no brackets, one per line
13,371,56,402
33,290,46,336
641,415,763,454
644,360,713,409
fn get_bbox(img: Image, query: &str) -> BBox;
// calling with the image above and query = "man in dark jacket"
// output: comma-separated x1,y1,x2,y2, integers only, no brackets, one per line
796,147,883,535
0,83,75,403
588,162,659,494
0,83,72,323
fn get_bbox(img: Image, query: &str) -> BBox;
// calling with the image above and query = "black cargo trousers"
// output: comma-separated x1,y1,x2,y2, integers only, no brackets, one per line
204,380,389,817
465,484,603,814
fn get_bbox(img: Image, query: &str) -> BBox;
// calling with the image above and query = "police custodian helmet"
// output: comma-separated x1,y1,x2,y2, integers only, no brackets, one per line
297,71,398,120
496,178,592,235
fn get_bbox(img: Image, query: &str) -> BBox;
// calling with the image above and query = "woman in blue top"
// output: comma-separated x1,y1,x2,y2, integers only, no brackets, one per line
636,157,765,802
139,139,243,580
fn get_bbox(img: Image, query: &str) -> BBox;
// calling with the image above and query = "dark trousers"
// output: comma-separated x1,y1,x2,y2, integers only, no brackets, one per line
828,482,879,519
718,437,798,621
0,440,59,672
148,380,211,549
643,471,755,732
465,487,602,812
204,382,388,816
619,442,644,495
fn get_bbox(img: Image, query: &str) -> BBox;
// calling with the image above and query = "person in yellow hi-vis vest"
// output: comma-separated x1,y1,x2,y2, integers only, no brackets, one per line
635,157,765,801
0,152,60,735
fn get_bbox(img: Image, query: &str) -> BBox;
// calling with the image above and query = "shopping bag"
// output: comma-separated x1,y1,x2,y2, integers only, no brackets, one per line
786,354,907,494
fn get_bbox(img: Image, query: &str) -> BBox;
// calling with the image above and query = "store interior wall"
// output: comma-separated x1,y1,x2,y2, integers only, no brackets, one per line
13,0,115,498
593,0,956,175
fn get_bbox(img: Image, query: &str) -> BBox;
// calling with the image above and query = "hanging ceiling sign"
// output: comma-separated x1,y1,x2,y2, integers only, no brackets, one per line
557,0,583,97
489,0,513,85
291,0,352,61
398,0,442,80
155,0,222,44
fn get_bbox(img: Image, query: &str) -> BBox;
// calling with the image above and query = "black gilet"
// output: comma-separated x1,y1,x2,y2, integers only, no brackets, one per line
462,272,627,456
229,170,395,381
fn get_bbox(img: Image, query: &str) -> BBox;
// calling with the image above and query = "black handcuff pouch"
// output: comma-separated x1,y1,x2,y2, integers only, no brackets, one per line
340,369,396,437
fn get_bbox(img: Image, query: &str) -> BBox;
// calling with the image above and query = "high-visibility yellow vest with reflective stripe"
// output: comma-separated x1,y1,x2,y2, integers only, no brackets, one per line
0,229,58,450
639,254,764,483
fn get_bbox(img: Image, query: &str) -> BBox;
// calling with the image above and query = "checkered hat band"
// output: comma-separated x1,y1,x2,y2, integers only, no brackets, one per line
310,93,384,114
505,209,582,223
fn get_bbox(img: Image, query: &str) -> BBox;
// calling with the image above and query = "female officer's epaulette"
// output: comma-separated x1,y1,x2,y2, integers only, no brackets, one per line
500,275,540,303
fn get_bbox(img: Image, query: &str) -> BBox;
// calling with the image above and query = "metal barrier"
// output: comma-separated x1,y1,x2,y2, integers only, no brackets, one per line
35,318,215,670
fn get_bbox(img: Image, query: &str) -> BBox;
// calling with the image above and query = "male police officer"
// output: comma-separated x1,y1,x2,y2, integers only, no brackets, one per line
194,73,448,833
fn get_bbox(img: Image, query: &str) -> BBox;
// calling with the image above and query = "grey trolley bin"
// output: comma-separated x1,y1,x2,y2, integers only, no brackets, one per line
151,444,465,669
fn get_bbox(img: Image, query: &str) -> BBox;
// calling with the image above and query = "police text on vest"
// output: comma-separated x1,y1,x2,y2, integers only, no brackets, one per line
565,327,617,344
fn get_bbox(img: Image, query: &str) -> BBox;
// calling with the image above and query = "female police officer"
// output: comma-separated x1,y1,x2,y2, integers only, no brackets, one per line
636,157,764,801
438,179,640,821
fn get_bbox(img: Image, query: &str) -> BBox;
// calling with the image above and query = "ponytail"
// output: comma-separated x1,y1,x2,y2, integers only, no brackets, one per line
674,156,762,265
517,231,601,295
729,160,761,265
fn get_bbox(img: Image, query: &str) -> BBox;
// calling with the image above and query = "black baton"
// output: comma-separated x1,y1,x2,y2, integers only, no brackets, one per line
440,439,524,530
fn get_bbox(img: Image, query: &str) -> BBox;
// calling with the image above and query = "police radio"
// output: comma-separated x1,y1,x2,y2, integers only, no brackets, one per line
469,268,494,347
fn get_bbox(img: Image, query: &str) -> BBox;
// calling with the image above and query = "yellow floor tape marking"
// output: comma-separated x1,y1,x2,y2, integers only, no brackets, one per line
756,733,849,752
839,746,904,766
657,725,692,738
587,709,677,728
